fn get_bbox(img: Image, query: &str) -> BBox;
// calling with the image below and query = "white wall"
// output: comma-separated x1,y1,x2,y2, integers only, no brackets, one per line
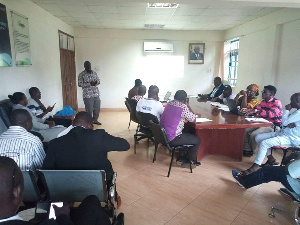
75,29,224,108
225,8,300,106
0,0,74,112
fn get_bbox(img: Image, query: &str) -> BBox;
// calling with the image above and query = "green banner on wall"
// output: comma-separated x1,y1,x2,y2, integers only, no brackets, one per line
0,3,13,67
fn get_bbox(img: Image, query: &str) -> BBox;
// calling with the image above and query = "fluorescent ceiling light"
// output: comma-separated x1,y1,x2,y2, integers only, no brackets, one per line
148,3,179,8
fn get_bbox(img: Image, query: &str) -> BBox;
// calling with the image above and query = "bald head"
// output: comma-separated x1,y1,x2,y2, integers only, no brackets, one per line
73,112,93,129
10,109,33,131
0,156,24,219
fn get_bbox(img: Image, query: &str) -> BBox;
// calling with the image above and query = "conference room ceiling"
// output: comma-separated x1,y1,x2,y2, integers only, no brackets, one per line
30,0,299,30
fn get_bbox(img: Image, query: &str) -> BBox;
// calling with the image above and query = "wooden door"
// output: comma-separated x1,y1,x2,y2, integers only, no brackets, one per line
59,31,78,111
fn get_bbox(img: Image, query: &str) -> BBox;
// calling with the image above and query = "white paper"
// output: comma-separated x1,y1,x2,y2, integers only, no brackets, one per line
245,118,270,123
196,118,212,123
219,107,230,112
189,95,198,98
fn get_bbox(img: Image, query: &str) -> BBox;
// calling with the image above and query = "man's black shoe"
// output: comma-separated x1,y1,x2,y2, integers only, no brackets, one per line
93,121,102,125
190,160,201,166
113,213,124,225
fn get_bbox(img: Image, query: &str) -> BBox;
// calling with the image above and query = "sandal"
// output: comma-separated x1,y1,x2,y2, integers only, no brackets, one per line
261,159,279,167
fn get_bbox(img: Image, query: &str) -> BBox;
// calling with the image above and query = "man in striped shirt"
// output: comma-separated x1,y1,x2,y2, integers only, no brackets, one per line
243,85,283,156
0,109,45,174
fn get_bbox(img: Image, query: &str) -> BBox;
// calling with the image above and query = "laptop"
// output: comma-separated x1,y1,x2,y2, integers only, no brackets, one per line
227,99,245,116
160,91,171,103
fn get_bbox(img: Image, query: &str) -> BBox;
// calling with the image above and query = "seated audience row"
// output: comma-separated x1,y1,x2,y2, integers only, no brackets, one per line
0,110,130,208
8,92,65,142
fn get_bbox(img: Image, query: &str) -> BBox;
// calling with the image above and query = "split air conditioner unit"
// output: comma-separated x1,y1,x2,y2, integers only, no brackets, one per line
143,41,173,52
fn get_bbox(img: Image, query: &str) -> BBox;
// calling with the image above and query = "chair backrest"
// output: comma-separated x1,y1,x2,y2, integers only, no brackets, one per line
0,99,13,128
126,99,139,123
22,170,41,202
125,97,130,112
0,117,8,135
38,170,107,202
149,120,170,147
137,112,159,128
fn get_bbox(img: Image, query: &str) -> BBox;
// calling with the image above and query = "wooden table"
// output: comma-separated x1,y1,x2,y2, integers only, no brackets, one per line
189,97,272,161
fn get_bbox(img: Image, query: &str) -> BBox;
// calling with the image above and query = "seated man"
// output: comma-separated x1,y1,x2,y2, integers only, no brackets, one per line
241,92,300,175
243,85,283,156
136,85,164,121
27,87,72,127
211,85,236,105
43,112,130,188
198,77,225,100
160,90,201,167
9,92,65,142
232,159,300,201
131,85,146,102
0,156,121,225
128,79,142,99
0,109,45,177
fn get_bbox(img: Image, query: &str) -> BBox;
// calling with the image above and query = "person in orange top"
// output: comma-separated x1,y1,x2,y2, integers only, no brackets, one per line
234,84,260,114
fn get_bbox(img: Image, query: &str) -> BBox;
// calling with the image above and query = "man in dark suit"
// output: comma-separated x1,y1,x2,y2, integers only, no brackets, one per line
199,77,225,100
43,112,130,186
0,156,114,225
190,46,203,60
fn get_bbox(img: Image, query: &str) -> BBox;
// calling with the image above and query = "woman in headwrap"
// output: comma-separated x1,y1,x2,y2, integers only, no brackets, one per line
234,84,260,113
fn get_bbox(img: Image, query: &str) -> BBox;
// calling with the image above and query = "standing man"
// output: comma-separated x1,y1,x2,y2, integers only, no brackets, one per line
78,61,101,125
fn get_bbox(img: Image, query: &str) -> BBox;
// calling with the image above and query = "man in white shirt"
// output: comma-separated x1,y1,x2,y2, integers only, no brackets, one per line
136,85,164,121
0,109,45,173
212,85,236,105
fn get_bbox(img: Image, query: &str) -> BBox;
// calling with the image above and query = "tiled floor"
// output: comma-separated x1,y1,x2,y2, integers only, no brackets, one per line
19,111,298,224
97,111,298,225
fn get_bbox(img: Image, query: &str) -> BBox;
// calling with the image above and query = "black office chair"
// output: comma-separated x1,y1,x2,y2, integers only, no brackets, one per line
149,120,194,177
134,112,158,154
38,170,119,223
125,98,139,129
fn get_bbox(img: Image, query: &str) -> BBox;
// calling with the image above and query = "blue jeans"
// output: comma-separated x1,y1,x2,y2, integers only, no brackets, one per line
240,166,293,191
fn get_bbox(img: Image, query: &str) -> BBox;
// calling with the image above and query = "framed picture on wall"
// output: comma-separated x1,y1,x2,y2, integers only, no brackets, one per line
189,43,205,64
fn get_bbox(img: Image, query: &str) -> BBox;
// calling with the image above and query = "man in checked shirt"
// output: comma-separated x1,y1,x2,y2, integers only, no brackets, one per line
78,61,101,125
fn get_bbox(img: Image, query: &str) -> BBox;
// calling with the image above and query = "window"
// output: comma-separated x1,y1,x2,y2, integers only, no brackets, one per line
227,38,239,86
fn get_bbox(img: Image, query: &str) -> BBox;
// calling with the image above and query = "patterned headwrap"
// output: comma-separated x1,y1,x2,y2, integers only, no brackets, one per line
247,84,259,94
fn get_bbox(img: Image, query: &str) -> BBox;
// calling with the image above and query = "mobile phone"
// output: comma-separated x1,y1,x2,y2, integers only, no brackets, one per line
49,202,63,219
35,202,50,220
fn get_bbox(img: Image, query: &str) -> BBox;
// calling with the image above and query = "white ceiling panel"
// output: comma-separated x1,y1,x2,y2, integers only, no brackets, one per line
117,7,147,14
173,8,205,16
93,13,120,19
67,12,97,19
145,8,176,15
48,10,70,17
88,6,118,13
35,3,61,11
193,15,221,22
118,14,145,20
58,4,90,12
29,0,291,31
